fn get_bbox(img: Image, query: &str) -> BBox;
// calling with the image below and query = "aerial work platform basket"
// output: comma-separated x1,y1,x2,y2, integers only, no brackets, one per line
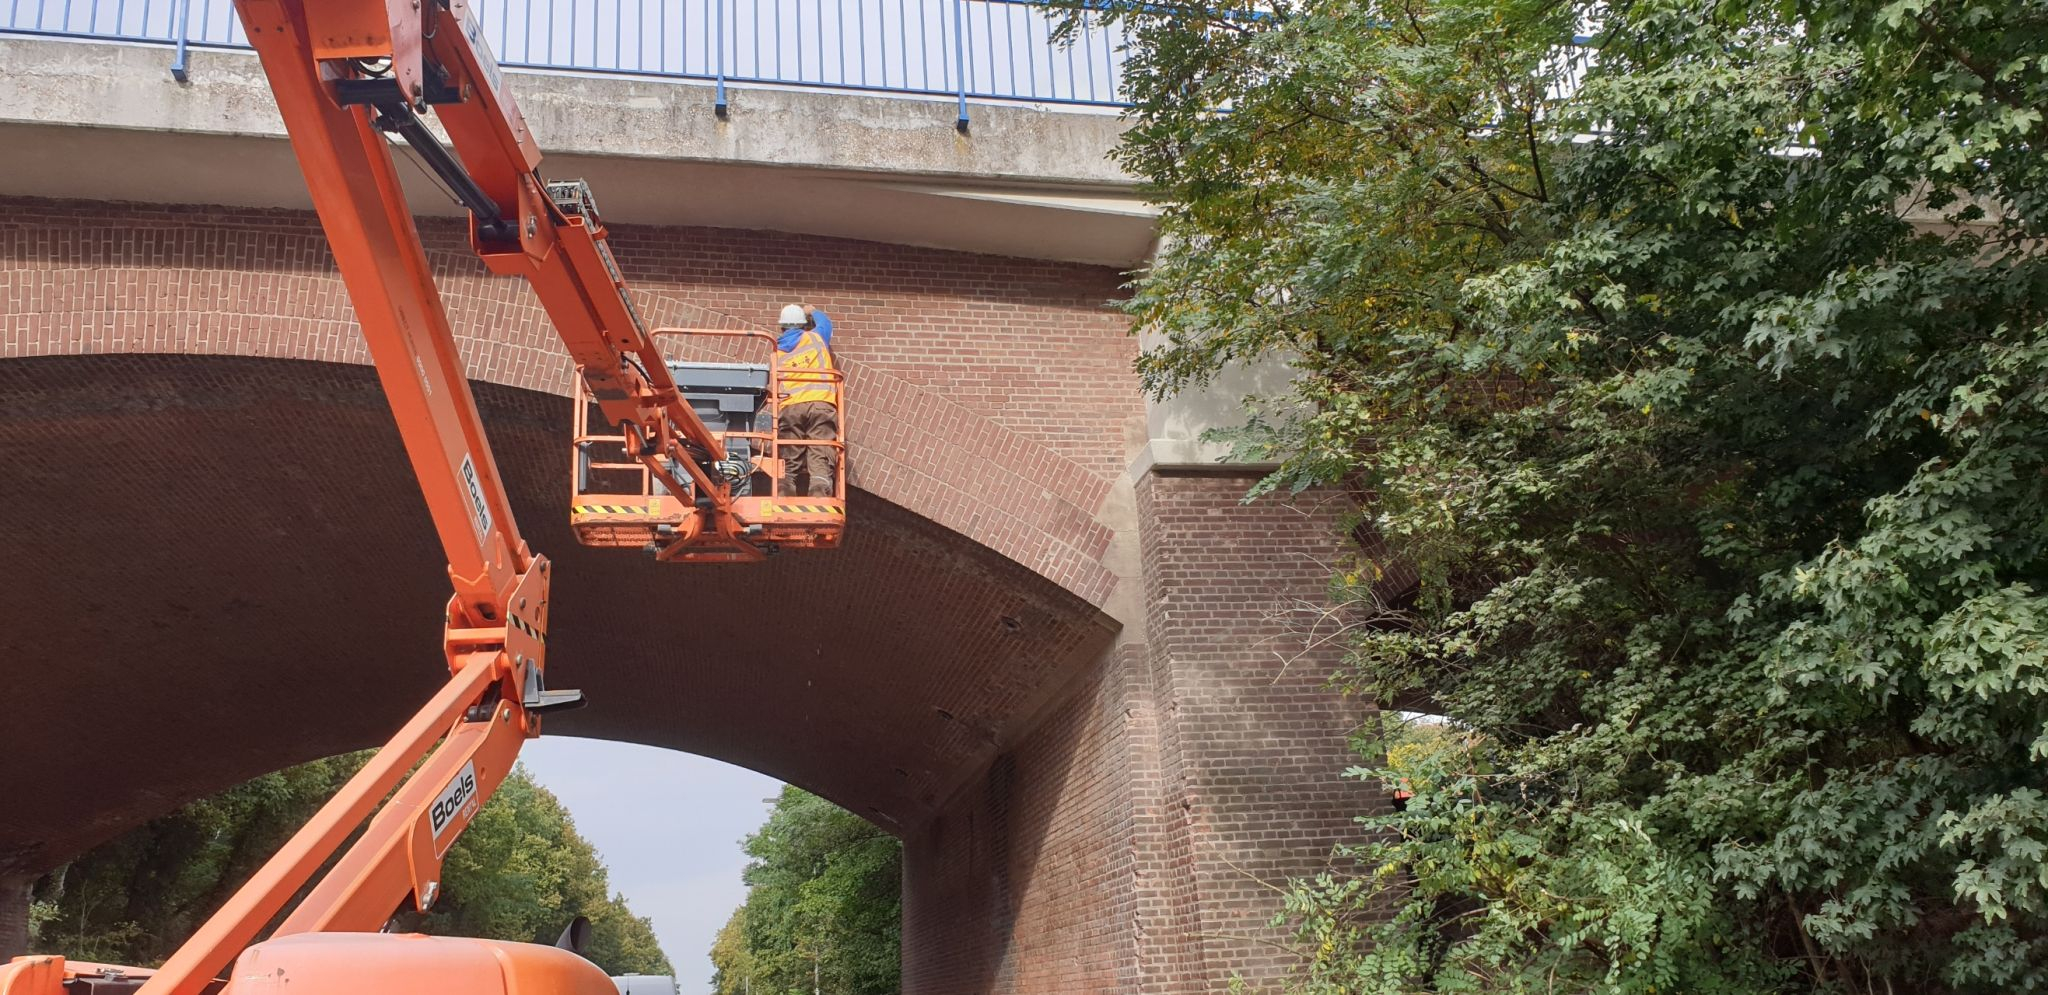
570,328,846,562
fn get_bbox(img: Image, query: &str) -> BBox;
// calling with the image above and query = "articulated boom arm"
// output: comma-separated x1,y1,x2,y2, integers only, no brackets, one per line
87,2,743,994
370,0,753,557
0,3,845,994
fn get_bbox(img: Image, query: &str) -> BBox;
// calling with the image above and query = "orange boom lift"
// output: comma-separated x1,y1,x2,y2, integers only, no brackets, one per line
0,0,844,992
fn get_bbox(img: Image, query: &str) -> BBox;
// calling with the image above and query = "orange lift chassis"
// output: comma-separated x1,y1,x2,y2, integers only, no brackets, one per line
0,0,844,993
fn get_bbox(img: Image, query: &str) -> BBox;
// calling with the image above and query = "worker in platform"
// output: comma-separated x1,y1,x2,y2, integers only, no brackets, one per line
776,303,840,498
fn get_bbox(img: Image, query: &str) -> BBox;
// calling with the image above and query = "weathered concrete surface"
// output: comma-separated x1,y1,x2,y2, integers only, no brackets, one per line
1130,351,1302,476
1,37,1131,184
0,37,1155,264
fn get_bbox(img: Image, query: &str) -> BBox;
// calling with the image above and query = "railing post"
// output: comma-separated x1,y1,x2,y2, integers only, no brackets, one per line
168,0,193,81
714,0,729,117
950,0,967,131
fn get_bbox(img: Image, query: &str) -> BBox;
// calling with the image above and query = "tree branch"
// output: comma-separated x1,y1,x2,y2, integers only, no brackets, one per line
1909,13,2037,125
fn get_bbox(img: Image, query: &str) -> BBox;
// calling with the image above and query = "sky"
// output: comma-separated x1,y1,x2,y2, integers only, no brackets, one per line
520,737,783,995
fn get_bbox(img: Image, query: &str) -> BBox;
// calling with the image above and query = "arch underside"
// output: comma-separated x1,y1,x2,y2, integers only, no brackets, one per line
0,354,1115,876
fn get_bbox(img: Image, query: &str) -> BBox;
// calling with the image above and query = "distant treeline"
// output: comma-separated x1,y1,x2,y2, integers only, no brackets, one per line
710,786,901,995
28,753,670,977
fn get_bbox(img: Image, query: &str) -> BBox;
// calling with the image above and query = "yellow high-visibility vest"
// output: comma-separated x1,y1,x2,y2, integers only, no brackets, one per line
781,330,838,407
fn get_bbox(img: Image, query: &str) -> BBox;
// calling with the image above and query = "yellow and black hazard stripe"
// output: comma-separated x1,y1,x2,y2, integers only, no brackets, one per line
572,503,653,515
769,503,841,515
508,613,547,645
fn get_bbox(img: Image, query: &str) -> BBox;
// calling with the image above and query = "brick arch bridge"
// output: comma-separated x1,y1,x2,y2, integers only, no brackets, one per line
0,197,1381,993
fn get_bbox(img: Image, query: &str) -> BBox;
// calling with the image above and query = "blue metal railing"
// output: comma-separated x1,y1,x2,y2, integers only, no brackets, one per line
0,0,1130,115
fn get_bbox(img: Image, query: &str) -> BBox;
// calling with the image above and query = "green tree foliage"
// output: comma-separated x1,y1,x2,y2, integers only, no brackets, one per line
29,753,369,965
1074,0,2048,990
710,787,900,995
708,907,759,995
30,756,669,978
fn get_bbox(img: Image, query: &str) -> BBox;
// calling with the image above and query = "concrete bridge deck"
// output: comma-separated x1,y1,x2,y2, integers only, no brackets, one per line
0,35,1152,265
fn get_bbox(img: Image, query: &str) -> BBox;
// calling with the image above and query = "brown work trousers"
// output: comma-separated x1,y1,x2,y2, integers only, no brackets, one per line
778,400,840,498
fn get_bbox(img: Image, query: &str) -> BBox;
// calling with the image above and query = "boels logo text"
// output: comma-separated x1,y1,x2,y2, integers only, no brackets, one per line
431,762,480,840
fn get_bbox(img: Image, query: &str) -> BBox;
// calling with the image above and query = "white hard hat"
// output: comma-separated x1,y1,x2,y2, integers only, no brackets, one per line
778,304,807,327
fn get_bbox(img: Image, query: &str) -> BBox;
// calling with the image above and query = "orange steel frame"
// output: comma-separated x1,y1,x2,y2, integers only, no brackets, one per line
0,0,837,992
570,328,846,559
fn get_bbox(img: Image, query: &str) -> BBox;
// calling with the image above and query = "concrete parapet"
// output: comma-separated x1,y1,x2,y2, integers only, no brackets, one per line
0,36,1155,264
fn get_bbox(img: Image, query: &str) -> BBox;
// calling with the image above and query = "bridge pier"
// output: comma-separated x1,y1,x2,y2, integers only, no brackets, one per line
0,873,30,962
901,467,1382,994
1128,470,1385,992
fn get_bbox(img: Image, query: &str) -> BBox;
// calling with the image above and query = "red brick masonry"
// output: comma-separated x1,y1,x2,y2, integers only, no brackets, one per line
0,197,1379,992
